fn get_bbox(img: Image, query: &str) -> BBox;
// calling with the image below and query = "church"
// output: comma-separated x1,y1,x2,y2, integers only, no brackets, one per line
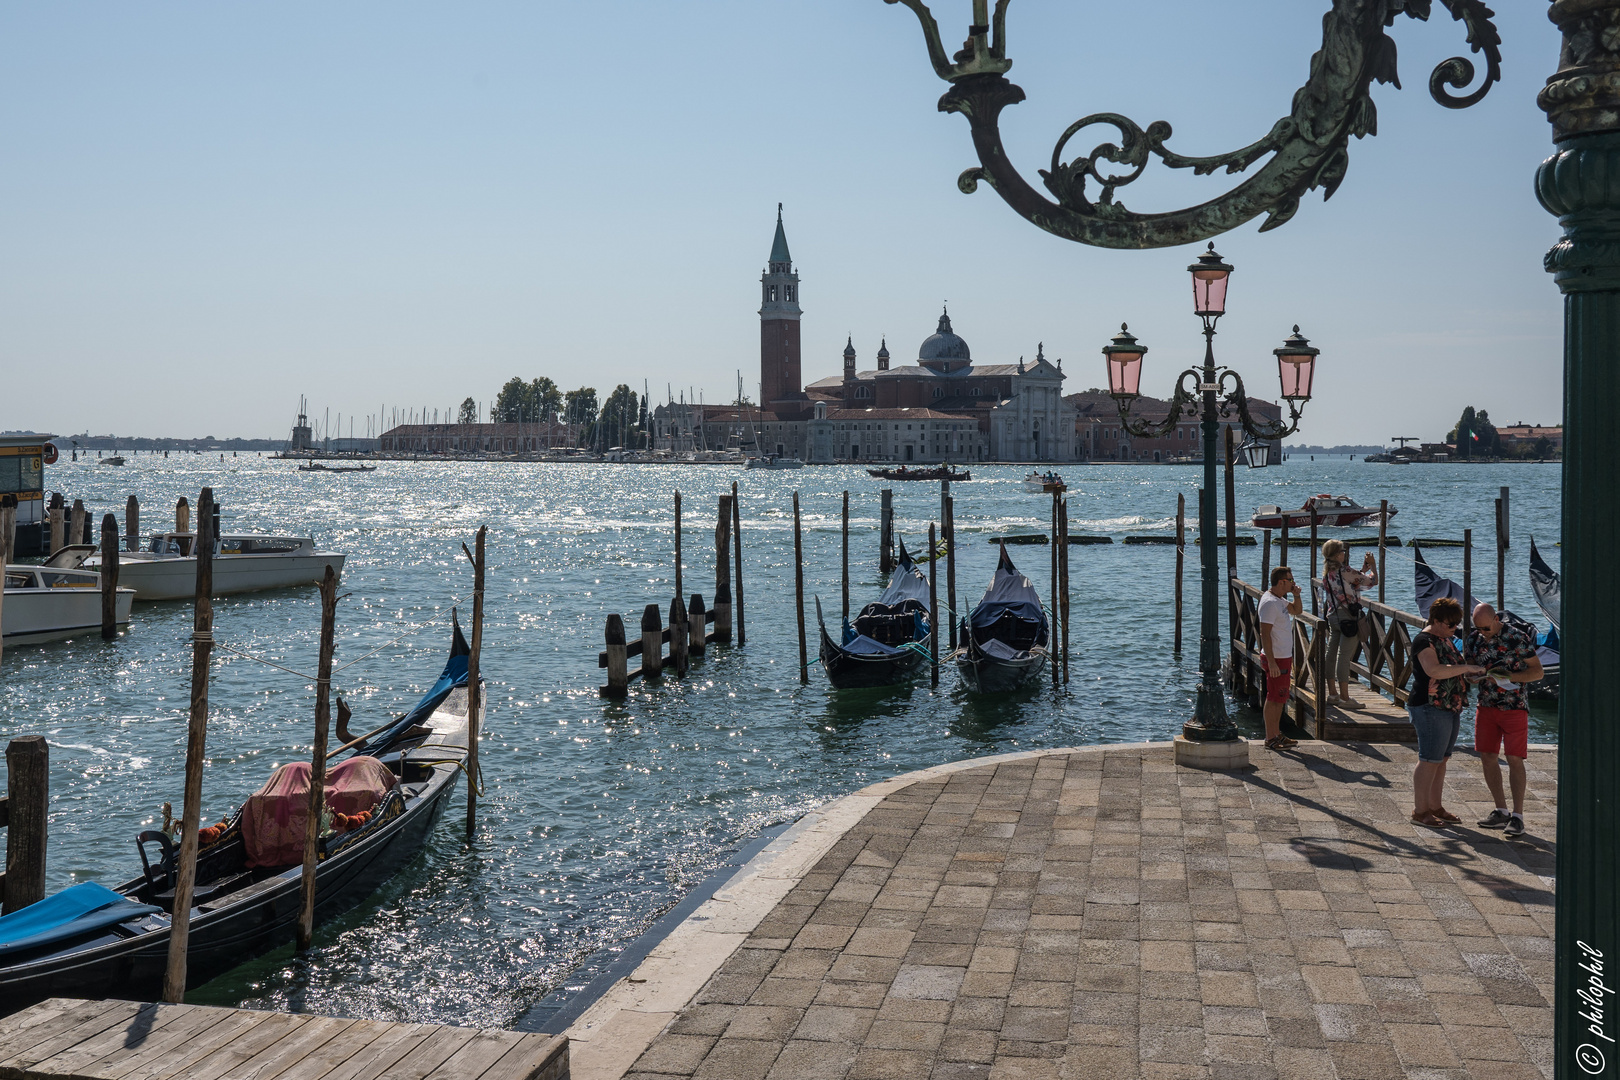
652,207,1077,464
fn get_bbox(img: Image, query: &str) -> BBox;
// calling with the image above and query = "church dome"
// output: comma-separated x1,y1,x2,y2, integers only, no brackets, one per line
919,309,970,364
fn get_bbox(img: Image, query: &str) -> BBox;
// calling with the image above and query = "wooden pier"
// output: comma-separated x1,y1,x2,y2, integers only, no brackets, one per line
0,999,567,1080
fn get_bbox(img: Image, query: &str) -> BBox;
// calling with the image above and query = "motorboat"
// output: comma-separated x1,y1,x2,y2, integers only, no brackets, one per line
814,538,931,689
952,544,1049,693
3,559,134,646
1022,471,1065,493
298,460,376,473
744,455,804,469
77,532,345,601
98,456,126,467
0,623,473,1012
1250,494,1394,530
867,465,970,482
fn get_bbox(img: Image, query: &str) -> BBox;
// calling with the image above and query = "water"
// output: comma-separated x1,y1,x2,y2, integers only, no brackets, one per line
0,454,1560,1025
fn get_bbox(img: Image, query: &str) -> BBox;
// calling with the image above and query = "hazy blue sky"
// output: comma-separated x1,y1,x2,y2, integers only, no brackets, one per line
0,2,1565,446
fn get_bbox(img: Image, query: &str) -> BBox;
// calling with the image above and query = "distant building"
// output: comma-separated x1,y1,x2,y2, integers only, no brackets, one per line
1493,424,1562,453
378,422,572,454
1067,390,1283,463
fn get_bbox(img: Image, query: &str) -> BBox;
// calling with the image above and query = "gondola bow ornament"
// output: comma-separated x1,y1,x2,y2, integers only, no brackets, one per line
883,0,1501,248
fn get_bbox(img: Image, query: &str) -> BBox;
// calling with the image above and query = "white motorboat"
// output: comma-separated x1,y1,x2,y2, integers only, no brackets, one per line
1250,494,1396,530
3,563,134,646
1022,471,1065,493
745,455,804,469
77,532,345,601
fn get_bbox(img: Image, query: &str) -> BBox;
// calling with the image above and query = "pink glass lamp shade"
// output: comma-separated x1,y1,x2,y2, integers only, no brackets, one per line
1102,323,1146,399
1188,242,1234,318
1274,325,1320,402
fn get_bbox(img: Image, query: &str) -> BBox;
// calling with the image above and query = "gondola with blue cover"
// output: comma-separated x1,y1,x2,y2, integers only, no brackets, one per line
815,537,932,689
954,543,1049,693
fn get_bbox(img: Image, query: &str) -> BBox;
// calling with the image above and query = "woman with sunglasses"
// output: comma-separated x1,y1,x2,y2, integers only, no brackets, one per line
1408,596,1487,828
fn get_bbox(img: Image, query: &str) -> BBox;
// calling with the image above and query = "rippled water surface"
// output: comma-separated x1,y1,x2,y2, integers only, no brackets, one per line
0,455,1560,1025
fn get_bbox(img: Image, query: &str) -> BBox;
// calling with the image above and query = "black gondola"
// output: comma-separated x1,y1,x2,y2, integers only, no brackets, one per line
815,538,932,689
953,543,1049,693
0,621,476,1014
865,465,970,482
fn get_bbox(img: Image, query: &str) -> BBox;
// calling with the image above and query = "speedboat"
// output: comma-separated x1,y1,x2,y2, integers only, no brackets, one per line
1022,471,1065,493
745,455,804,469
3,557,134,646
953,544,1049,693
77,531,345,601
1251,494,1394,530
814,538,931,689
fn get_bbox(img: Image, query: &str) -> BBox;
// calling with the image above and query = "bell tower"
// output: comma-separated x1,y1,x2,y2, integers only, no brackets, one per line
760,204,805,414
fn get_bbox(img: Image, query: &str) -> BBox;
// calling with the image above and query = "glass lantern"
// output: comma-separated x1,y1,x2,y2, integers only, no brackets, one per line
1189,243,1234,319
1101,324,1146,399
1274,326,1320,402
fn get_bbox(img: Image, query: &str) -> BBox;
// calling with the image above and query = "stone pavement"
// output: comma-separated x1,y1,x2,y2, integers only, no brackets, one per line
614,742,1557,1080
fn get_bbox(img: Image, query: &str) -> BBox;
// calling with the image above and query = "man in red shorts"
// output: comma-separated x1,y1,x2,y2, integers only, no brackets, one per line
1258,565,1303,750
1466,603,1543,837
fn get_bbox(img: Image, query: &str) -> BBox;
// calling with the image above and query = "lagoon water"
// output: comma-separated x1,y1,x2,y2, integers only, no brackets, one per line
0,454,1560,1026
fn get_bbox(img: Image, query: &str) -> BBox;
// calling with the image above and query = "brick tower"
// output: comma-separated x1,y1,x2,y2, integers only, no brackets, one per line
760,204,806,415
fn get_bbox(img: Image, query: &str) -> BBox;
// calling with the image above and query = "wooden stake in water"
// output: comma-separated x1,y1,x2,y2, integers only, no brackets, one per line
100,514,120,639
125,495,139,552
669,597,688,677
732,482,746,646
1496,496,1506,612
1059,497,1070,683
1280,518,1289,568
3,736,48,914
1309,505,1320,615
1463,529,1473,629
946,492,958,651
297,564,340,951
175,496,190,535
1377,500,1387,604
879,488,894,574
688,593,705,658
929,521,939,688
0,495,11,669
603,615,628,698
70,499,85,548
714,495,732,644
673,490,683,604
641,604,663,679
1051,491,1060,687
48,493,63,555
464,526,486,837
841,490,850,625
163,487,214,1003
1174,493,1185,654
793,491,807,685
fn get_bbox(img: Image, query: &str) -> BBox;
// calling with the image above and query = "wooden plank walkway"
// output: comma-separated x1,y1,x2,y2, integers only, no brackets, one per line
0,1000,567,1080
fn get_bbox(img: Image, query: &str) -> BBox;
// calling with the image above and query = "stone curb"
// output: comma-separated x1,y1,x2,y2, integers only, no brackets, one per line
560,741,1163,1080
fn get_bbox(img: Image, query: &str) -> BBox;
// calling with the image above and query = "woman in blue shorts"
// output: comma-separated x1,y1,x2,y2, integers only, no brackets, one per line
1407,596,1486,828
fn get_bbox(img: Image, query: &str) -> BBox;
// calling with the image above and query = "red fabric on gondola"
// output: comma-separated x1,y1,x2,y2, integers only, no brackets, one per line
241,757,397,868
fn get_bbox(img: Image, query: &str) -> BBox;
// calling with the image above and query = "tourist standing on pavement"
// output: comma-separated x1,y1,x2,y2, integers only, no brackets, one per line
1466,603,1543,837
1407,597,1486,828
1320,540,1377,708
1258,565,1303,751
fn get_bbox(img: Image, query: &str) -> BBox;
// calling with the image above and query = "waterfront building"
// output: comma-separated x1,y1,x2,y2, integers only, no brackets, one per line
1066,390,1283,463
378,421,572,455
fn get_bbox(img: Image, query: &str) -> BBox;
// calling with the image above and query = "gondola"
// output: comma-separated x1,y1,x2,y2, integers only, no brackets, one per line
815,538,932,689
865,465,970,482
953,543,1049,693
0,621,475,1014
1526,536,1562,697
1413,544,1559,699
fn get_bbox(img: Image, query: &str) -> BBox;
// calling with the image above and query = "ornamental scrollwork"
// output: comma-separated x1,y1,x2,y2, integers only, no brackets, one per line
884,0,1502,248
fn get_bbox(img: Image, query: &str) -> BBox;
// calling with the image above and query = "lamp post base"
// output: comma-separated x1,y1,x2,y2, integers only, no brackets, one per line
1173,735,1251,771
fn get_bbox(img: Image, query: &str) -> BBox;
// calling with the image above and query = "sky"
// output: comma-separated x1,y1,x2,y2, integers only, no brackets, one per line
0,2,1566,447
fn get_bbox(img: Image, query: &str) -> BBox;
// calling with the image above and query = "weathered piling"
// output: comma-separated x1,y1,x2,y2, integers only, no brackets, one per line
176,496,190,535
297,565,340,951
99,514,120,639
1059,496,1070,683
125,495,139,552
70,499,86,548
465,526,486,836
1174,493,1185,653
879,488,895,574
1224,428,1239,579
1051,492,1060,687
603,615,629,698
1463,529,1473,630
641,604,663,679
1279,518,1290,567
48,493,63,555
793,492,807,685
946,490,958,651
929,522,939,687
669,597,689,677
164,487,214,1003
841,491,850,625
714,495,733,644
1495,496,1506,611
1262,529,1272,588
3,735,48,914
688,594,705,658
1,492,15,566
673,490,683,604
1309,505,1320,616
732,482,746,646
1377,500,1388,603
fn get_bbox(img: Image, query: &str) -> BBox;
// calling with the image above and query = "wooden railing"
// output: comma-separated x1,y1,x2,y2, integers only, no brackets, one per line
1228,577,1426,734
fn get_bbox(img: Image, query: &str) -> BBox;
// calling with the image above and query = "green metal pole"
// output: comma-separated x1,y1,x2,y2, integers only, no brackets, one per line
1539,12,1620,1075
1186,323,1234,740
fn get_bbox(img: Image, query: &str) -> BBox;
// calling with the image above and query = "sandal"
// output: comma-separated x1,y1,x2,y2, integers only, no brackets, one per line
1264,735,1298,751
1433,807,1461,824
1410,812,1450,829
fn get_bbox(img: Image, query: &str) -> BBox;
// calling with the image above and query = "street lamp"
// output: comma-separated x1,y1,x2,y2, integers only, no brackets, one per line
1104,247,1317,742
1241,442,1272,470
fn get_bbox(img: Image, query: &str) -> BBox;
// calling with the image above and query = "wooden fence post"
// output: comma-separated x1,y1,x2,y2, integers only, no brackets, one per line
732,482,745,646
465,527,485,836
297,565,340,951
641,604,663,679
163,487,214,1003
714,495,732,644
126,495,139,552
100,514,120,639
669,597,689,677
929,522,939,688
3,736,48,914
879,488,894,574
1377,500,1388,604
688,594,705,657
48,493,63,555
603,615,628,698
1174,493,1185,653
793,492,807,685
70,499,86,548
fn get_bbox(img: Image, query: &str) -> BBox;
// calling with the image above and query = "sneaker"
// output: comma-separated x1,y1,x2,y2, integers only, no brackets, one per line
1477,809,1512,829
1505,815,1526,838
1325,694,1341,705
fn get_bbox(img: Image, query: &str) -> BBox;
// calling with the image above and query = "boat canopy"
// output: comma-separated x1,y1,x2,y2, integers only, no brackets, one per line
968,547,1049,657
0,882,159,959
878,538,932,609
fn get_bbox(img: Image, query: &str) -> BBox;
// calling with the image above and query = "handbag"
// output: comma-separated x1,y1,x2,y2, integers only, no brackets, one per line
1329,570,1362,635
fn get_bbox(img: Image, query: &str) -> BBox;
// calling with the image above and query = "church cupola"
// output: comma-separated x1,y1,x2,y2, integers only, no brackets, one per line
877,337,890,372
918,307,971,373
843,336,857,384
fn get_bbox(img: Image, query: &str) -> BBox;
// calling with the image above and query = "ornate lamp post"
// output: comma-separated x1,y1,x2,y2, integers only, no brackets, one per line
1103,247,1317,742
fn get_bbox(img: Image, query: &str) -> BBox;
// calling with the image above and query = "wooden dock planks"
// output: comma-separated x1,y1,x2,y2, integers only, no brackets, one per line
0,1003,565,1080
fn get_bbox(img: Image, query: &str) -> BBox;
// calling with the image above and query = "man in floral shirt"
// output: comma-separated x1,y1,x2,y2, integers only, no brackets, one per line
1466,603,1543,837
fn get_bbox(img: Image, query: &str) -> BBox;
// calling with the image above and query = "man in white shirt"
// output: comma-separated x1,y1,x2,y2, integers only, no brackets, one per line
1257,565,1304,750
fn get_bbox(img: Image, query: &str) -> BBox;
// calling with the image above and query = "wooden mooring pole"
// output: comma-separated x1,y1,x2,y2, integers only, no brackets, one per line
70,499,85,548
946,490,958,651
3,735,48,914
603,615,628,698
1279,518,1289,568
1261,529,1272,590
793,492,807,685
1309,505,1320,616
1059,496,1070,683
673,490,682,605
0,495,13,669
1377,500,1388,604
99,514,120,639
126,495,139,552
1463,529,1473,630
297,564,340,951
688,594,704,659
176,496,190,535
641,604,663,679
714,495,732,644
48,493,63,555
464,526,486,836
1174,493,1185,653
164,487,214,1003
669,597,688,677
1051,492,1060,687
841,490,850,625
879,488,894,574
929,521,939,688
732,482,745,646
1495,496,1506,612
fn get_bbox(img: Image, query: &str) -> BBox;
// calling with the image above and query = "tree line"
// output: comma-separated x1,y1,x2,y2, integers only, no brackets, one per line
456,377,651,449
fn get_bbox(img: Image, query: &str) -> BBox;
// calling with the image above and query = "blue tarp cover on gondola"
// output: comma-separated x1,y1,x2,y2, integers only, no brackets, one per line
968,549,1048,645
0,882,159,958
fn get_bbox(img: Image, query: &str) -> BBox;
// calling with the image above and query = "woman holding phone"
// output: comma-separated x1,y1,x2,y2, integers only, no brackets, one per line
1320,539,1377,707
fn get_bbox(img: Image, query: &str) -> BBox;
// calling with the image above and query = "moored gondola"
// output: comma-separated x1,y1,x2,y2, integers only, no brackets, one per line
953,543,1049,693
815,538,932,689
0,620,477,1014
